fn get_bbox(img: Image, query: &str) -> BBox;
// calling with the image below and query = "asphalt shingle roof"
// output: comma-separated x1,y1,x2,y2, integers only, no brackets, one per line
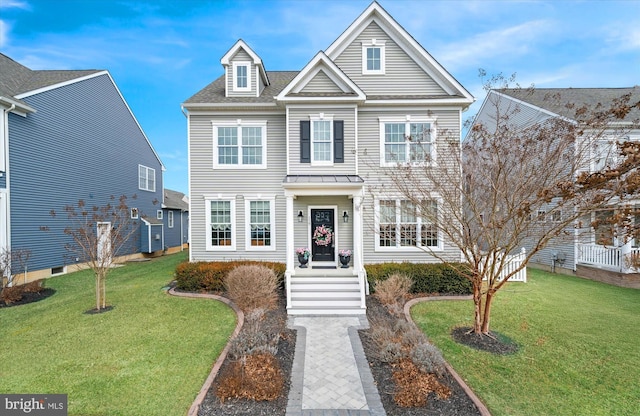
0,53,101,103
499,87,640,122
163,189,189,211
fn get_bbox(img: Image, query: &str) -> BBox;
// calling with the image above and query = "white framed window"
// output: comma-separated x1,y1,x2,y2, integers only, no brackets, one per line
311,116,333,165
138,165,156,192
375,198,441,251
362,39,385,74
168,211,174,228
245,198,276,250
233,61,251,92
157,210,163,220
591,138,618,172
130,208,139,219
205,198,236,250
379,117,436,166
212,121,267,169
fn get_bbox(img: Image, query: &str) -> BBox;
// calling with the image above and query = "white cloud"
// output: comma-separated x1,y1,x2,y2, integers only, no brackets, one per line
0,0,30,10
435,20,554,71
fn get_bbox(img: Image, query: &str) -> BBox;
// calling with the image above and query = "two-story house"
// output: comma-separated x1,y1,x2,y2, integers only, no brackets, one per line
471,87,640,288
0,53,165,282
183,1,474,313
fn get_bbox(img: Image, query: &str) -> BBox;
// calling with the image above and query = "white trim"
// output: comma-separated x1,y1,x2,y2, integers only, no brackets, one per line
378,116,437,167
157,210,163,220
211,120,267,169
138,164,156,192
308,205,338,266
232,61,251,92
245,197,276,251
17,72,165,171
373,197,443,252
324,3,474,102
362,39,386,75
205,197,236,251
276,51,366,102
310,115,334,166
168,210,174,228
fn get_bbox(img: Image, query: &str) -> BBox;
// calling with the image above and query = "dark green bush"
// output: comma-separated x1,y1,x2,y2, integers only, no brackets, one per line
175,260,286,292
365,262,472,295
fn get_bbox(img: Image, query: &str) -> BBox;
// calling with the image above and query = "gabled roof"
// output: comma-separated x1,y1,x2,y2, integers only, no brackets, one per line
325,1,473,104
220,39,270,87
498,87,640,122
183,71,298,106
163,188,189,211
275,51,366,102
0,53,165,170
0,52,101,113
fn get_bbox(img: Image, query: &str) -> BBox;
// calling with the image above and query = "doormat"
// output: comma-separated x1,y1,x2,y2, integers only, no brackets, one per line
313,266,337,269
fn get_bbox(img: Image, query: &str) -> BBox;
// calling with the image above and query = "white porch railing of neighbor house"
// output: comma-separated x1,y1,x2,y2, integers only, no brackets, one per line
481,248,527,283
577,243,640,273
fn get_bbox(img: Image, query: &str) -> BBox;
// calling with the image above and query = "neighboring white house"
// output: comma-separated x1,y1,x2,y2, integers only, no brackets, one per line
472,87,640,287
182,1,474,313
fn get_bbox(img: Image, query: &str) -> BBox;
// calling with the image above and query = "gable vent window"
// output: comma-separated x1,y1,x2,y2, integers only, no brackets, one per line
362,40,385,75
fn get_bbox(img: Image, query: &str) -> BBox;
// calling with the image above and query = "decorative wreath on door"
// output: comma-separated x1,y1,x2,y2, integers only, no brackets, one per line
313,225,333,246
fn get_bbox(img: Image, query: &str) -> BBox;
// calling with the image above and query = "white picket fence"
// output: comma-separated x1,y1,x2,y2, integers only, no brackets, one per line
481,247,527,283
576,243,640,273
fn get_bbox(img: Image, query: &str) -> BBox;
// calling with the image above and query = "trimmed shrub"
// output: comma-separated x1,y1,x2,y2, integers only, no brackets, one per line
410,342,447,378
366,262,472,295
22,280,44,294
174,260,285,292
373,272,412,308
224,265,279,312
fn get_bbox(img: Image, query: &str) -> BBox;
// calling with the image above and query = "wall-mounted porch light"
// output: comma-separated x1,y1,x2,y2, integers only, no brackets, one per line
298,210,304,222
343,211,349,223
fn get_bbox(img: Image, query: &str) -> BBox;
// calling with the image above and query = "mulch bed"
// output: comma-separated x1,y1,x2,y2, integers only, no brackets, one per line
196,291,488,415
0,288,56,308
452,327,519,355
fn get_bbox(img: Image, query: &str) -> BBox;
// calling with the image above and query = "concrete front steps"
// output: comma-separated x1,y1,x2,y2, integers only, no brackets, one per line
288,267,366,315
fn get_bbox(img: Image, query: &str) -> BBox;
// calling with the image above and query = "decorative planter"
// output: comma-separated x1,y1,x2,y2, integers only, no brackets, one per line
339,255,351,268
298,254,309,268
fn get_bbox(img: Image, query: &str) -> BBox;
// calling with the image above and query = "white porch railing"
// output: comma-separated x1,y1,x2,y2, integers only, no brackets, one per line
481,248,527,283
577,243,640,273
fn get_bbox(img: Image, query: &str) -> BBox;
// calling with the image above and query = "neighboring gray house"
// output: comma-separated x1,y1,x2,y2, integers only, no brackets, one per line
472,87,640,287
161,188,189,253
0,53,165,282
183,1,474,314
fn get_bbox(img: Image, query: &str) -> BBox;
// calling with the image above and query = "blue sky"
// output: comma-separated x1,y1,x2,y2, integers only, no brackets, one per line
1,0,638,195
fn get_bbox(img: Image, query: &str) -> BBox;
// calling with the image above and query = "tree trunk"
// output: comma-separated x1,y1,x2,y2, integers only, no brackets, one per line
472,279,483,334
481,288,496,334
95,272,101,311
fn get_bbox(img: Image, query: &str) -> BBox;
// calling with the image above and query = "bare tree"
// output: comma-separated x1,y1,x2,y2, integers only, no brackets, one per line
0,248,32,287
44,195,139,311
374,73,640,335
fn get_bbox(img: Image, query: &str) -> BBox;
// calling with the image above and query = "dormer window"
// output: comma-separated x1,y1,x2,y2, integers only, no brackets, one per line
362,39,385,75
233,61,251,91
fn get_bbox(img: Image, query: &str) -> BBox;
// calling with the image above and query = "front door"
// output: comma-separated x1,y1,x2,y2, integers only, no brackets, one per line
311,208,335,262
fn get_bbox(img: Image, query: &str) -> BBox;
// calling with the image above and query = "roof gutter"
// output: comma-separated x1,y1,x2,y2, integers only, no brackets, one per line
0,96,36,115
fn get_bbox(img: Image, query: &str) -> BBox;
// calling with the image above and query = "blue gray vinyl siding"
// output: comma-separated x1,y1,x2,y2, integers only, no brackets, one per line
7,73,163,272
141,222,164,253
0,175,5,189
333,22,447,97
162,208,187,249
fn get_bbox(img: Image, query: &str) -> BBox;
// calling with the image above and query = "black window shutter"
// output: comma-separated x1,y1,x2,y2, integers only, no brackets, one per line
300,120,310,163
334,120,344,163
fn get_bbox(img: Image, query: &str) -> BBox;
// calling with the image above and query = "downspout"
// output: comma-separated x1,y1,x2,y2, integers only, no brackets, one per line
2,103,15,285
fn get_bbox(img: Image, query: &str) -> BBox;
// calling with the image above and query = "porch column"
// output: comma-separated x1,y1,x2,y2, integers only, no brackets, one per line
353,195,363,274
286,195,295,273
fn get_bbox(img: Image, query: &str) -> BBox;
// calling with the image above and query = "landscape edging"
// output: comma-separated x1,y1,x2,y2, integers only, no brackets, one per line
404,295,492,416
167,288,245,416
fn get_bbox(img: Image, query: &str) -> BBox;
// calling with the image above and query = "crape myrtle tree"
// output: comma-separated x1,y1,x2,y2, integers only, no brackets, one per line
375,73,640,335
43,195,140,311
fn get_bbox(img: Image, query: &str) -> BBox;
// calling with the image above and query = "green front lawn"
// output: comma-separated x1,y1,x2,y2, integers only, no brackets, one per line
0,252,236,415
411,269,640,416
